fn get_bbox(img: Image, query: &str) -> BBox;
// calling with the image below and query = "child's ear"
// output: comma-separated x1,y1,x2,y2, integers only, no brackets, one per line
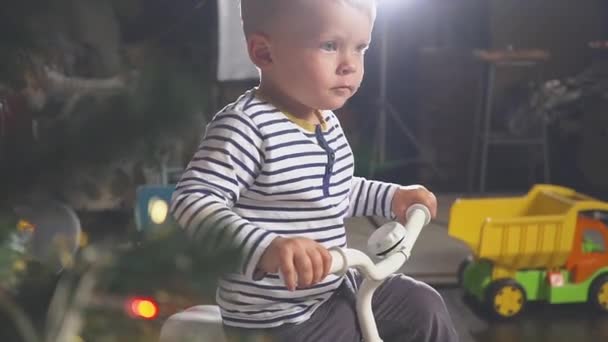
247,33,273,69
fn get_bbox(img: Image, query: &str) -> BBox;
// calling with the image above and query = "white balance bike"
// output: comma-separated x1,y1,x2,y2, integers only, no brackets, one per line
160,204,431,342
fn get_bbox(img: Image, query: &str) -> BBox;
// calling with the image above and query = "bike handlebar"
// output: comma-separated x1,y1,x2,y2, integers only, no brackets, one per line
327,204,431,342
401,204,432,257
329,204,431,280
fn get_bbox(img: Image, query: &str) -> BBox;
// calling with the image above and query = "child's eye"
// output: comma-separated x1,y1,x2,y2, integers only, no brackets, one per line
321,41,337,51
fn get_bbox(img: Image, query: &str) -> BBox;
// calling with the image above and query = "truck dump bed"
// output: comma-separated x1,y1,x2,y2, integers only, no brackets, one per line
448,185,608,269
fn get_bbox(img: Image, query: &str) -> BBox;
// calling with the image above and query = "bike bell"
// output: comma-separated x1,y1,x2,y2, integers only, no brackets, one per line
367,221,407,258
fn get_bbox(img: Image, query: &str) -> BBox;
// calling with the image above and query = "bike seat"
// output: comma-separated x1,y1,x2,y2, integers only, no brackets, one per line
159,305,227,342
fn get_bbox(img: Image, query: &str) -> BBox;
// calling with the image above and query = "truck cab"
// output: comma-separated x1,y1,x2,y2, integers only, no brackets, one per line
566,215,608,284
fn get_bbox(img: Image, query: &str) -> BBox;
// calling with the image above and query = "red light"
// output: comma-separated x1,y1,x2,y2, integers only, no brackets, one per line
126,297,159,320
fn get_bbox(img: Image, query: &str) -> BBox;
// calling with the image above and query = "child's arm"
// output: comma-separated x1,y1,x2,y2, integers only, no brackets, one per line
347,178,437,223
346,177,400,219
170,111,279,281
170,111,331,288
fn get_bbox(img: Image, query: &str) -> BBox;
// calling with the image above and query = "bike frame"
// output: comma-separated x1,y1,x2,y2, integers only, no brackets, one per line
329,204,430,342
159,204,431,342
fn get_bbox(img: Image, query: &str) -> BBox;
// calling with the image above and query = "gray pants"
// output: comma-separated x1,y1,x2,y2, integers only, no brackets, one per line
224,271,459,342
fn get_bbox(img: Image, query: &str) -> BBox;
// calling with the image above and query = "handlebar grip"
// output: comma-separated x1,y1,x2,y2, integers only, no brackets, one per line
406,203,431,225
402,204,431,254
328,248,347,275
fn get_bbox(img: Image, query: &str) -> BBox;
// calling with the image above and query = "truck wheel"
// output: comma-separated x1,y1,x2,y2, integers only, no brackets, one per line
457,255,473,287
589,274,608,313
485,279,526,320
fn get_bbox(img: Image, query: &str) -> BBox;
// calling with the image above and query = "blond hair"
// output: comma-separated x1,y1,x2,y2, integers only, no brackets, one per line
240,0,377,36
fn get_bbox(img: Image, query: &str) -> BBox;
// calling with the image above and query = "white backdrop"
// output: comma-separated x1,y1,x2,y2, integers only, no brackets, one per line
217,0,259,81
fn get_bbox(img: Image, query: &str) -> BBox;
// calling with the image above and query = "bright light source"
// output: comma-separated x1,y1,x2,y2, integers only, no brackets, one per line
378,0,405,6
148,197,169,224
377,0,414,10
127,298,159,320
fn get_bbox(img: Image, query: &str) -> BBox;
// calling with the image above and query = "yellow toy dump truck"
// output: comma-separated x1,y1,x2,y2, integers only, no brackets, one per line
449,184,608,319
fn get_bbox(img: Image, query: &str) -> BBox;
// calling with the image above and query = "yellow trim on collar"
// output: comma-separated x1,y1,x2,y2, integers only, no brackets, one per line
254,90,327,133
281,110,327,133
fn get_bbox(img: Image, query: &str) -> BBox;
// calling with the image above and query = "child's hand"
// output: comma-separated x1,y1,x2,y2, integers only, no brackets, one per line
391,185,437,224
257,237,332,291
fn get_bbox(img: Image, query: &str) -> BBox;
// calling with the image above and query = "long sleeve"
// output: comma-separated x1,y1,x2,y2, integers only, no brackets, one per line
346,176,401,219
170,110,278,280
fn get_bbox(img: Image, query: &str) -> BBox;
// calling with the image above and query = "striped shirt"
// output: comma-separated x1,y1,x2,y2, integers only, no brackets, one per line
171,89,400,328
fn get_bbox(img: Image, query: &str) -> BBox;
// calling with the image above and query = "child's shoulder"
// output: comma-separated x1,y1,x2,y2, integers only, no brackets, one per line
210,89,343,133
207,89,282,139
212,89,278,122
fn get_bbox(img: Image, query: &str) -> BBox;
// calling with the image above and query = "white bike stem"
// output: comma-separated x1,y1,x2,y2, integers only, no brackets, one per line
357,278,383,342
356,250,408,342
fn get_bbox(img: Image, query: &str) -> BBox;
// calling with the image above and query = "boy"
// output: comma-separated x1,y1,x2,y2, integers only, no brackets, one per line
171,0,458,341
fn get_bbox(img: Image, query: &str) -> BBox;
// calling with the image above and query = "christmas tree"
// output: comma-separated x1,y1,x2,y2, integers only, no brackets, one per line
0,1,230,341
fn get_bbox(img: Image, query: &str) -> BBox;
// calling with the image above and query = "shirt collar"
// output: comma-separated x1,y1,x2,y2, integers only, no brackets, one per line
254,89,327,133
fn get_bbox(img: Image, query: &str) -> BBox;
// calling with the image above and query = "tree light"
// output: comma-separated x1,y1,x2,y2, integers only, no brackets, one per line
148,197,169,224
126,297,159,320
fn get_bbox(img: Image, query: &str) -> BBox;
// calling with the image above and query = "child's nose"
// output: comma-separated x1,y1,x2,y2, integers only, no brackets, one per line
337,60,357,76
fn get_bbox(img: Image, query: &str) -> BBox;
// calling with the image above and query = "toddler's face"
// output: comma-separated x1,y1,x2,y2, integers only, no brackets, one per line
268,0,373,111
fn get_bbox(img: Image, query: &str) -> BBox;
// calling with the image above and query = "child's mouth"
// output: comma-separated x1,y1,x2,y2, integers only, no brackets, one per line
332,86,354,95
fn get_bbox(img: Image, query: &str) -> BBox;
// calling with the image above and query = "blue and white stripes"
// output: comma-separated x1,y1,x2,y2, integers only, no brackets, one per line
171,89,400,328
